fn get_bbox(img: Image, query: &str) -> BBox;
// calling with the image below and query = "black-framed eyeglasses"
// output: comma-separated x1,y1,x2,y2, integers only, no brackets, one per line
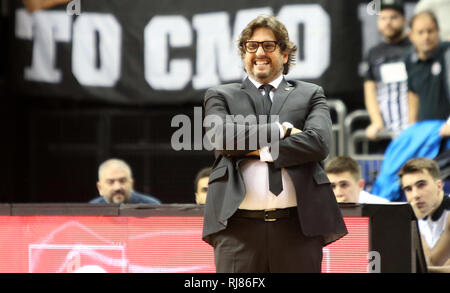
242,41,278,53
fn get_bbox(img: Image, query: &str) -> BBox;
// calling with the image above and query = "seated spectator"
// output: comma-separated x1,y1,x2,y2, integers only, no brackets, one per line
325,156,389,204
399,158,450,271
89,158,161,204
194,167,211,205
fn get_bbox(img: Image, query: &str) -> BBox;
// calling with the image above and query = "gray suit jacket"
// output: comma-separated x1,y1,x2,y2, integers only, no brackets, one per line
202,77,347,246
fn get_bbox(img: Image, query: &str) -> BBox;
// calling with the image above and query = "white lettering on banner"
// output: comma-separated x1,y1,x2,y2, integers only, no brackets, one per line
278,4,330,79
15,4,332,91
192,12,237,89
15,10,72,83
72,13,122,87
144,16,192,90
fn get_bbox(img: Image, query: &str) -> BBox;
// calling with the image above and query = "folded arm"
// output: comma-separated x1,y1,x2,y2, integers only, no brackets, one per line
273,87,332,168
424,216,450,267
203,88,280,157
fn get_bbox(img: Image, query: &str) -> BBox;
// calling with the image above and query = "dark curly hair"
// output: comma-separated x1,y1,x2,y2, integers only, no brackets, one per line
238,15,297,75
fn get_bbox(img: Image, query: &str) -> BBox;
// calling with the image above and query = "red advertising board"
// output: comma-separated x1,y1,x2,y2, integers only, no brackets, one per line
0,216,369,273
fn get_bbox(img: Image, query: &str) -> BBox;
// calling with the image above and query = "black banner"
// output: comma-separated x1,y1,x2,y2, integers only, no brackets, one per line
8,0,417,105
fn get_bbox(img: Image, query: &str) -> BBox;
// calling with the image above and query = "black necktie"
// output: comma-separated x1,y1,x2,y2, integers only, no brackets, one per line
260,84,273,115
259,84,283,196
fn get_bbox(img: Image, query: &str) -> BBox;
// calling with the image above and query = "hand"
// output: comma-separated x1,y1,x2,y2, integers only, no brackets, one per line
365,123,383,140
439,123,450,137
290,127,302,135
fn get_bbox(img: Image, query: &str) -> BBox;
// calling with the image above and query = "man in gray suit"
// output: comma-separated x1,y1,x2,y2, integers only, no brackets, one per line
202,15,347,273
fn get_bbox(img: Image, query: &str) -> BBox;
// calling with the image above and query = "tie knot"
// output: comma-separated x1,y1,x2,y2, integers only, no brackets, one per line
260,84,273,94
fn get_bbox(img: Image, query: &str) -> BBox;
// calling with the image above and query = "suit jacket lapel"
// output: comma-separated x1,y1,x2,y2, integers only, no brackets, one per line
271,78,294,115
241,77,265,116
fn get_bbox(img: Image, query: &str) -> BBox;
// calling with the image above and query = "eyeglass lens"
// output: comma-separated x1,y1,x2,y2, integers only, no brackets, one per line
244,41,277,53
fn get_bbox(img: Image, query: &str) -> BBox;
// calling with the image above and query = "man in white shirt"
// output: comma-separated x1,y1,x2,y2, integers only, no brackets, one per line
202,15,347,273
399,157,450,272
325,156,389,204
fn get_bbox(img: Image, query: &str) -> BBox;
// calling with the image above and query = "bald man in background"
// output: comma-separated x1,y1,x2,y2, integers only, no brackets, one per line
89,158,161,204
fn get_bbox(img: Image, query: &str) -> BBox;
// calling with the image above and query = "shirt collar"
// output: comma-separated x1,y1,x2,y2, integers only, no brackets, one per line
410,43,442,63
248,74,284,91
423,194,450,221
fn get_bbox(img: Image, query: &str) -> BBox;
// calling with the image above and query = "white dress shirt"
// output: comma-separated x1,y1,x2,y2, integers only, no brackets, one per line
238,75,297,210
419,210,449,249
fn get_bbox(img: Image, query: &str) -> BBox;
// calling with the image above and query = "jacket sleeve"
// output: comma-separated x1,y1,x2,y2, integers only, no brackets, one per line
203,87,281,157
273,86,332,168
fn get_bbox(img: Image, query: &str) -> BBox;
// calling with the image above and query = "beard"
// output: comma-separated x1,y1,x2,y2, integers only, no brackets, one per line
246,57,284,83
382,26,404,42
110,189,128,203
